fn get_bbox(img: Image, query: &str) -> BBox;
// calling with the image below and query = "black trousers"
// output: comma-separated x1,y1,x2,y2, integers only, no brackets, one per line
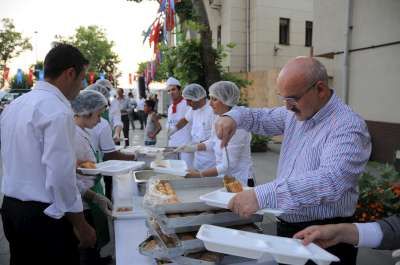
276,216,358,265
121,114,130,146
1,196,79,265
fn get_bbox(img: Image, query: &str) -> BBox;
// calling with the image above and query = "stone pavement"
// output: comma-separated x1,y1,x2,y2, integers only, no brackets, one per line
0,118,394,265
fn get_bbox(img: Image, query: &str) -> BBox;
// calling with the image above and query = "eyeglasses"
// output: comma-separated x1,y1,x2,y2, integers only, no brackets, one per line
278,81,318,106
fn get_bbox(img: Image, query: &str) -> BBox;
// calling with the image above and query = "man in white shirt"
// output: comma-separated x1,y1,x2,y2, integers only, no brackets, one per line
170,83,216,171
165,77,193,168
116,88,131,146
0,44,96,265
137,95,146,129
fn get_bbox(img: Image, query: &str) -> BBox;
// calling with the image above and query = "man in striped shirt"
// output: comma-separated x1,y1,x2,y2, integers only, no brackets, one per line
217,57,371,265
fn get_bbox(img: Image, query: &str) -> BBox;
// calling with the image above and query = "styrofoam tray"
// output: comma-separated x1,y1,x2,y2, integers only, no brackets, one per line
196,225,339,265
77,160,145,176
121,145,165,156
150,159,188,176
199,188,283,216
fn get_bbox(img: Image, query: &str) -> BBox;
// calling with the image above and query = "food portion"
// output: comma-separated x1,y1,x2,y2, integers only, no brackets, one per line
116,207,133,212
154,180,179,204
79,161,96,169
223,176,243,193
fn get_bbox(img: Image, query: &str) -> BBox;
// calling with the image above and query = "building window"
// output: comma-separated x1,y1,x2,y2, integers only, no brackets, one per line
279,18,290,45
217,25,222,48
305,21,313,47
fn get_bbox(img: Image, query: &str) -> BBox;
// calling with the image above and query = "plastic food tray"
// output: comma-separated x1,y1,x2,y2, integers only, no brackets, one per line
196,225,339,265
77,160,145,176
151,160,188,176
133,170,183,196
199,188,283,216
122,146,166,156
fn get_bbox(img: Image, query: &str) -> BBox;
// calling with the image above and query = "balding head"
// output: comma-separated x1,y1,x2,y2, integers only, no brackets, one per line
277,57,332,121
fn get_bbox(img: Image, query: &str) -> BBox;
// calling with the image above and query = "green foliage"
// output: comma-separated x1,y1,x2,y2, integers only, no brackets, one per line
251,134,271,146
356,162,400,222
9,72,31,90
55,25,121,84
0,18,32,86
30,61,44,79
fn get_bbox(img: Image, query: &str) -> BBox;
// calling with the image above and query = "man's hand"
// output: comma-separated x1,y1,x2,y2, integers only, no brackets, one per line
215,116,237,147
293,223,359,248
147,132,156,139
92,193,113,216
175,144,197,153
228,189,260,218
74,222,97,249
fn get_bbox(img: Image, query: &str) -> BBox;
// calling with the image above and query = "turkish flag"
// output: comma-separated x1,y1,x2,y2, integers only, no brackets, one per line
89,72,95,84
3,67,9,80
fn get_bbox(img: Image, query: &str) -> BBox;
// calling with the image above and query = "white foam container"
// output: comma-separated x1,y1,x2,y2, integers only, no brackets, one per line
196,225,339,265
150,159,187,176
199,188,283,216
78,160,145,176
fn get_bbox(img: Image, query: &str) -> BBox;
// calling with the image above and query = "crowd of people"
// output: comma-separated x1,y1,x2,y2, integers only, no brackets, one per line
0,43,398,265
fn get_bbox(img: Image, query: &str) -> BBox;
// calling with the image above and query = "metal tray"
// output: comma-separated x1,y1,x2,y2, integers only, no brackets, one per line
134,170,184,196
145,178,225,215
157,210,263,234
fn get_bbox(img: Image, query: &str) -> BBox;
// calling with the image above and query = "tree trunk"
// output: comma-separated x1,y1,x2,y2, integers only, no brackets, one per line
191,0,221,90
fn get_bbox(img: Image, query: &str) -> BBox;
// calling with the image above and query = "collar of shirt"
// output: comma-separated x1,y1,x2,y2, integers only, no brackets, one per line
34,81,71,109
307,90,338,126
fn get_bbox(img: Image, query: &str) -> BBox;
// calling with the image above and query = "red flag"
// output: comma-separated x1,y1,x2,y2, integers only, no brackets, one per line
166,0,175,31
3,67,9,81
129,73,132,85
89,72,95,84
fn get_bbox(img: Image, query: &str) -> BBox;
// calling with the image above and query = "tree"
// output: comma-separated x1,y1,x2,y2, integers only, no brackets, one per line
0,18,32,87
128,0,221,88
55,25,121,85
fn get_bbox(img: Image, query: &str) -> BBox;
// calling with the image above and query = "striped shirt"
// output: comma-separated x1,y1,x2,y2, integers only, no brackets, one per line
227,91,371,222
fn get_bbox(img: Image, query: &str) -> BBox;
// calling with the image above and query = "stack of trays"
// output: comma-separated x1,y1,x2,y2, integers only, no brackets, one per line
139,177,264,264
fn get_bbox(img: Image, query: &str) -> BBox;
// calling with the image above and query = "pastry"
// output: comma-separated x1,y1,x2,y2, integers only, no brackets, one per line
223,175,243,193
79,161,96,169
143,239,158,251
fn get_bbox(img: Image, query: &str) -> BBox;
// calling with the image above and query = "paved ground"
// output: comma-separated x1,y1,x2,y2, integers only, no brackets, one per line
0,118,394,264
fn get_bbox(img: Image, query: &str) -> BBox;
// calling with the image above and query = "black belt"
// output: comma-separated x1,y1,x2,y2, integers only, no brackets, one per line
2,195,51,210
276,216,354,229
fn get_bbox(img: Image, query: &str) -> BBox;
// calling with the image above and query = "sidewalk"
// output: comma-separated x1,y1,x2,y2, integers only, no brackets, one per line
0,118,394,265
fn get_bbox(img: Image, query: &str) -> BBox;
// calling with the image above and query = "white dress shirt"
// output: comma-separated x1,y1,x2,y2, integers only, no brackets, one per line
0,81,83,219
137,98,145,111
167,99,192,147
89,118,116,155
185,102,216,171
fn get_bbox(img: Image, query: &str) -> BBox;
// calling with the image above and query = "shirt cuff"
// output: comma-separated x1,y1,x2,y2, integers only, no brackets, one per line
254,182,277,209
44,193,83,219
354,222,383,248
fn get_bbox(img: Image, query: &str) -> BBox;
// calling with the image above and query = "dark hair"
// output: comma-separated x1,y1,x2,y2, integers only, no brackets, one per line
177,85,181,90
44,43,89,79
144,99,155,110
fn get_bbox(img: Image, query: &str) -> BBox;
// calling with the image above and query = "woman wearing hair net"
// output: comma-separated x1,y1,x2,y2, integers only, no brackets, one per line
71,90,113,263
179,81,254,186
170,83,216,171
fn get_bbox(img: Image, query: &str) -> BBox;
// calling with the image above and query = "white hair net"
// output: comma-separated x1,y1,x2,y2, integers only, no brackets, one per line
71,90,108,116
166,77,181,87
85,83,110,99
182,83,206,101
209,81,240,107
95,79,114,91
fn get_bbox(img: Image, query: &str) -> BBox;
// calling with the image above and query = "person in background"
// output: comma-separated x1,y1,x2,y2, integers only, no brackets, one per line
116,88,130,146
127,91,137,130
136,95,146,129
95,79,123,143
143,99,161,146
215,57,371,265
1,44,96,265
170,84,216,171
165,77,193,168
179,81,254,186
71,90,113,265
